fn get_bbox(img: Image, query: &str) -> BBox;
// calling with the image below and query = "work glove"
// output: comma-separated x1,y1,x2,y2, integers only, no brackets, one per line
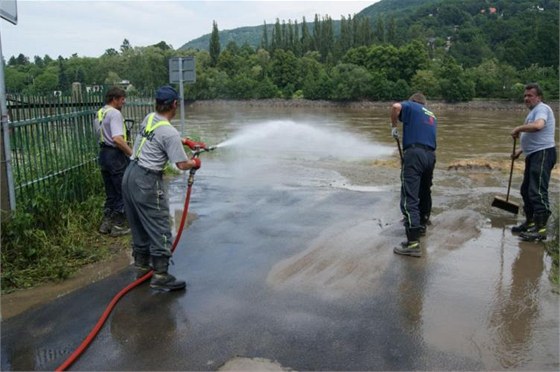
182,137,207,150
191,158,202,170
391,127,399,140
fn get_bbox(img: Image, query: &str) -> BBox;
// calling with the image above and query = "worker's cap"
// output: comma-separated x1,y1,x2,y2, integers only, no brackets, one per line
155,86,178,104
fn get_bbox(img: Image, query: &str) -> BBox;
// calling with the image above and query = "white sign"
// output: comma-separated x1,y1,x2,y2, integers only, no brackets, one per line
169,56,196,84
0,0,17,25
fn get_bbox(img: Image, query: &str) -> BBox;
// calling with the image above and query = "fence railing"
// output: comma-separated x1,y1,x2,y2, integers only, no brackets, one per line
6,93,154,211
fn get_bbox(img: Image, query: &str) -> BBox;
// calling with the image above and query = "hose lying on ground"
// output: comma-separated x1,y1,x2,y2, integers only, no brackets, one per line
56,169,196,371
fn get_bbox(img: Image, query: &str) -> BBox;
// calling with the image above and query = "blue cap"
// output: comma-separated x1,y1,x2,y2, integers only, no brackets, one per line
155,86,178,103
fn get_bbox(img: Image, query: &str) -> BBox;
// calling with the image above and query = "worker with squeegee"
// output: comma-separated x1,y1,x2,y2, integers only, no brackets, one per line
122,85,207,291
509,83,557,242
390,92,437,258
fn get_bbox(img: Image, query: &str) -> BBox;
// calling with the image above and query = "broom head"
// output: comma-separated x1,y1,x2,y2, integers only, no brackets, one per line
492,196,519,214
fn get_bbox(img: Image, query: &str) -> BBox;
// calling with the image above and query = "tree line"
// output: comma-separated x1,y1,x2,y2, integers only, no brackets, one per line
4,1,558,103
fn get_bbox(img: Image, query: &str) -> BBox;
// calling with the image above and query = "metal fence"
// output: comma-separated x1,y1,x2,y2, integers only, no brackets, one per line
6,93,154,211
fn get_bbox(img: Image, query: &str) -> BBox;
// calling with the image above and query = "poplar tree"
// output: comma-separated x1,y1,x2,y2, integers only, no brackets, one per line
261,21,269,50
301,17,312,54
209,21,221,67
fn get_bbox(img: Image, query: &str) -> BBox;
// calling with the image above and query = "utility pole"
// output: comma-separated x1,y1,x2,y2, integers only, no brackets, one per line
0,1,18,212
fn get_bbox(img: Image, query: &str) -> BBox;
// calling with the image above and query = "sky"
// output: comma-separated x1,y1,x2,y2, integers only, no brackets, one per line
0,0,377,59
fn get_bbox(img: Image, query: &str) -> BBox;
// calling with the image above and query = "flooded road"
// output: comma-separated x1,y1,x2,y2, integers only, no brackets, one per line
1,104,558,370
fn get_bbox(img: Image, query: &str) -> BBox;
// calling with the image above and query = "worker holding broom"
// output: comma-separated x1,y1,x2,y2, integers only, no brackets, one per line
510,83,557,241
390,92,437,257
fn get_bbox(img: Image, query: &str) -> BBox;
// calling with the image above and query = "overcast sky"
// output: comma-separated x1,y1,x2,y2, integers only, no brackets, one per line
0,0,376,59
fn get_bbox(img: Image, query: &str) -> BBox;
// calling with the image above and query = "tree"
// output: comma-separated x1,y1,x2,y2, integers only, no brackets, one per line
375,17,385,44
411,70,440,99
57,56,69,92
32,69,59,94
261,22,269,50
15,54,30,66
152,41,172,51
34,56,44,68
120,39,132,53
330,63,372,101
104,48,119,57
301,17,313,54
437,56,475,102
302,69,333,100
209,21,221,67
269,49,300,97
4,69,28,92
386,17,397,45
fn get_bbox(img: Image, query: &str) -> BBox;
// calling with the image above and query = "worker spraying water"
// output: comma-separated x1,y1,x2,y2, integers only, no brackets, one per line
121,86,210,292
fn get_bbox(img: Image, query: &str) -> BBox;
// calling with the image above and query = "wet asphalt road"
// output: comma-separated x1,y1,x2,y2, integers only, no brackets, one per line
1,151,559,371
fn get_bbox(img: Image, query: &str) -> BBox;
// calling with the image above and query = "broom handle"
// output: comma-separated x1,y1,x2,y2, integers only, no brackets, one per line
396,137,403,163
506,138,516,201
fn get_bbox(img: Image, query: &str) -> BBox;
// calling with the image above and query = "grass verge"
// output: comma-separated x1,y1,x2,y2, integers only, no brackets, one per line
1,195,130,294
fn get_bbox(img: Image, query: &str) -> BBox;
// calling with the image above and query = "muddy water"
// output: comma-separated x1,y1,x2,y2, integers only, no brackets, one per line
170,104,558,370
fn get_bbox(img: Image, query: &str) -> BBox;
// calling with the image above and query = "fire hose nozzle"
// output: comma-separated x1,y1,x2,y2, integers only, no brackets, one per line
192,145,217,158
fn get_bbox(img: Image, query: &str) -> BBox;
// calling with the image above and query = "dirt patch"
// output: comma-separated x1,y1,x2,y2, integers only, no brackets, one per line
447,158,560,177
267,209,484,300
267,216,399,300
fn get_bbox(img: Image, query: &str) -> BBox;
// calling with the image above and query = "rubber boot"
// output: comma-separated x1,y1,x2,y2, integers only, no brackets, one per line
133,252,151,279
394,227,422,257
511,215,534,234
519,213,548,242
110,212,131,237
150,256,186,291
99,212,113,234
419,215,431,236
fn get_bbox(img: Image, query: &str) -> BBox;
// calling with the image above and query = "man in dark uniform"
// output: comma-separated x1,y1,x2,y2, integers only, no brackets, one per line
390,93,437,257
96,87,133,236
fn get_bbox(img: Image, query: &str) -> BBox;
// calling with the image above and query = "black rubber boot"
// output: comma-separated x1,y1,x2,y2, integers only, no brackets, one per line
133,252,151,279
110,212,131,237
150,256,186,291
394,227,422,257
511,220,534,234
99,213,113,234
520,214,548,242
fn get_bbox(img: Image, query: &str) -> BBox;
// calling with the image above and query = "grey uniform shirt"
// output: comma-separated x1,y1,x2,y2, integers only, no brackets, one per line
95,105,125,146
520,102,556,156
132,112,188,171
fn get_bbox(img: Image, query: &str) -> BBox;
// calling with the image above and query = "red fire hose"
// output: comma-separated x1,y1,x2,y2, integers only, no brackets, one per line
56,167,199,371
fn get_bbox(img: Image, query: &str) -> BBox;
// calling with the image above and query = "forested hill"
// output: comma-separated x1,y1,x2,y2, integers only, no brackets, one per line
180,0,558,70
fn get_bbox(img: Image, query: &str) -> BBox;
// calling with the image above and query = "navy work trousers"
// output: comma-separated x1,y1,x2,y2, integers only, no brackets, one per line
98,146,129,216
520,146,557,219
400,146,436,229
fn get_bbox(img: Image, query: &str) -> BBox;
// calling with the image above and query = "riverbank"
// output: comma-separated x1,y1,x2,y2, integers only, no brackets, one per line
187,98,560,111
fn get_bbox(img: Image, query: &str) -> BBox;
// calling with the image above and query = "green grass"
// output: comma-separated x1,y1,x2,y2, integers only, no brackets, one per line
1,195,130,293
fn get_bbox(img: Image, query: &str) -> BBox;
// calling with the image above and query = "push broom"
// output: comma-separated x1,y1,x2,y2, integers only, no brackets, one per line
492,138,520,214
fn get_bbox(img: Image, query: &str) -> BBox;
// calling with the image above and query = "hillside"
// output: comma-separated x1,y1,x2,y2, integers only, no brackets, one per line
179,0,558,71
180,0,437,51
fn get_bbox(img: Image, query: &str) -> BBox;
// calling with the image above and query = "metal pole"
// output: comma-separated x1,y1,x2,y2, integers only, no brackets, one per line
178,57,185,135
0,30,16,210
